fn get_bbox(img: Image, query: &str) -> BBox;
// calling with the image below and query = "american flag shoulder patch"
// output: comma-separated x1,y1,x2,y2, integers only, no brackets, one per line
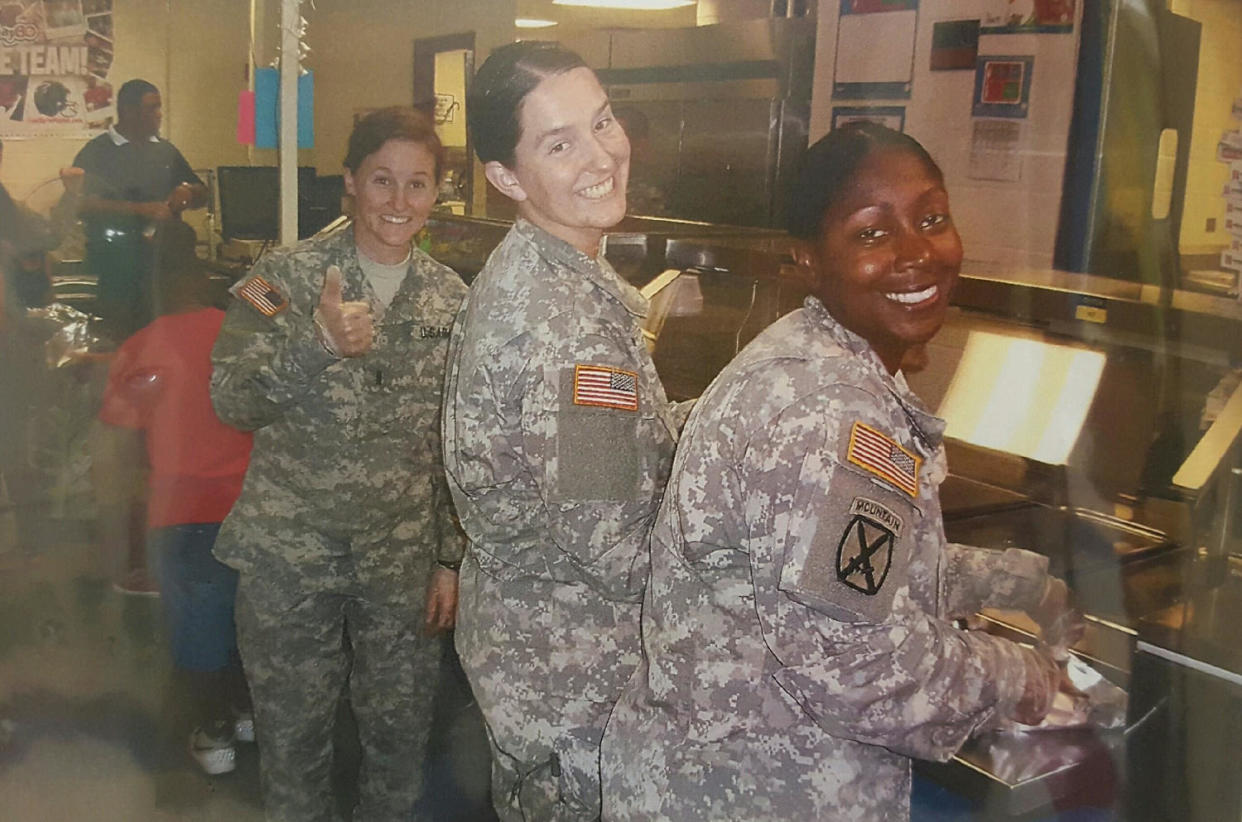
572,364,639,412
846,421,921,498
233,275,288,317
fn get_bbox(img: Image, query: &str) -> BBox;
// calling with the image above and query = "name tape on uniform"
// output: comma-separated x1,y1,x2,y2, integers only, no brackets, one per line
846,421,921,497
573,364,639,412
233,275,288,317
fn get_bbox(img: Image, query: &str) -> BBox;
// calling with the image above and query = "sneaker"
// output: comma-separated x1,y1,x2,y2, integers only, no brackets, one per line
189,727,236,775
112,568,160,597
233,712,255,744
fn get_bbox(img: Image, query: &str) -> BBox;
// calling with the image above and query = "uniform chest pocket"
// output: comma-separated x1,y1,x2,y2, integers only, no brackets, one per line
357,321,443,432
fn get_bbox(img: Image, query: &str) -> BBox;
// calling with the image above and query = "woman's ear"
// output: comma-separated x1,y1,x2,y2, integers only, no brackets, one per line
484,161,527,203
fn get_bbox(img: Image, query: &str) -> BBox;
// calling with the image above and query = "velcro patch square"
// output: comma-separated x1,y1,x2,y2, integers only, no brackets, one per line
779,465,913,624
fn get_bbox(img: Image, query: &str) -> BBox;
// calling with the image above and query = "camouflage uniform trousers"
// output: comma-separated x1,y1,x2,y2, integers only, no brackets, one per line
235,569,444,822
478,689,612,822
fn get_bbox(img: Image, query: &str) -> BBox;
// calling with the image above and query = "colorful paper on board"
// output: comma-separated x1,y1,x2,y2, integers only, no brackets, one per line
236,89,255,144
254,68,277,148
253,68,313,149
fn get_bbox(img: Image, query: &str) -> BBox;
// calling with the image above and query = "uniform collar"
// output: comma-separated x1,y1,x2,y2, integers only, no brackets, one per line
514,218,648,320
804,295,885,371
108,125,160,146
803,295,946,453
336,226,433,324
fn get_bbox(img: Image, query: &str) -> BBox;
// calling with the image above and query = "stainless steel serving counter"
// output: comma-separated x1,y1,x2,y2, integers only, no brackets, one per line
1124,556,1242,821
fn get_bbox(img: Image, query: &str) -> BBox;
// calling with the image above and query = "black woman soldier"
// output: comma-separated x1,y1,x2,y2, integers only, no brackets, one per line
601,123,1084,822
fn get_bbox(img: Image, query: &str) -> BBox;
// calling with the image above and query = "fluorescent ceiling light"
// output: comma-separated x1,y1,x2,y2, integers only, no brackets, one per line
515,17,559,27
553,0,695,9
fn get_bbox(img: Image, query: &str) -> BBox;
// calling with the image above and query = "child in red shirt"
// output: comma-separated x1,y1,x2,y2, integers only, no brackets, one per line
97,222,253,775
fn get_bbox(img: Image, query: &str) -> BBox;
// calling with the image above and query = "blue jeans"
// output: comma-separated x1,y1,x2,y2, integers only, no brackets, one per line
148,523,239,672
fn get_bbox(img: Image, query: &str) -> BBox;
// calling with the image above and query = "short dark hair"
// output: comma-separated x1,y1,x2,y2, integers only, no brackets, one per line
150,220,208,313
785,122,942,240
117,79,158,112
344,106,444,181
468,41,590,167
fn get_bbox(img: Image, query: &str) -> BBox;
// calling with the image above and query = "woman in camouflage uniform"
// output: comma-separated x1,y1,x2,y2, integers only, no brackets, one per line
442,42,688,821
602,123,1084,821
210,108,466,822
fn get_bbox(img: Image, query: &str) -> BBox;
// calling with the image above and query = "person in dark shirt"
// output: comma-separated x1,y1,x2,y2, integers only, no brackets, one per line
73,79,207,338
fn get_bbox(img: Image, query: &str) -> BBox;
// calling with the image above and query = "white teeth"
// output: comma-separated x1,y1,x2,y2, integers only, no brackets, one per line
885,285,938,305
580,178,614,199
381,215,411,224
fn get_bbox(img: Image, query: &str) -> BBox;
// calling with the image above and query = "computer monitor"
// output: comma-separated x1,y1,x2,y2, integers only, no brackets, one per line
217,166,320,241
299,174,344,238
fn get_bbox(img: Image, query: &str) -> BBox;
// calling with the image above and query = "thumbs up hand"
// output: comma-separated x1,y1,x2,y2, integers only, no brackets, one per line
314,265,374,357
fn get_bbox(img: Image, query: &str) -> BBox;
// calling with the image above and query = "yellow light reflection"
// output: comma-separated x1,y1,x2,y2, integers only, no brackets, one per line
937,331,1105,465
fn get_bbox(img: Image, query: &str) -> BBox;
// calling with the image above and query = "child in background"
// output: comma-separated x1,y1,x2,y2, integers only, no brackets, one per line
96,221,254,774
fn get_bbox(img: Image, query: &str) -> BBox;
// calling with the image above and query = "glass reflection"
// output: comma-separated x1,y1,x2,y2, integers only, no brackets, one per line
0,1,1240,820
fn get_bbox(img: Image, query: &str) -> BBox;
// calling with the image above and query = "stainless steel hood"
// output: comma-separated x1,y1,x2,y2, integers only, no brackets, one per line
559,18,816,228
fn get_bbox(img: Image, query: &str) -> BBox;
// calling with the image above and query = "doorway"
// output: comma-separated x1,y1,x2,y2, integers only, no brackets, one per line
414,32,475,216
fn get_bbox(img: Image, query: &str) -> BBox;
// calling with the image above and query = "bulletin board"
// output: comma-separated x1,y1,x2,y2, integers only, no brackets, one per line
810,0,1083,269
832,0,919,100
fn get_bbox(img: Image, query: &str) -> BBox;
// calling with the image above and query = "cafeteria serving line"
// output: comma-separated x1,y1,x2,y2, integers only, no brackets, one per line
3,0,1242,820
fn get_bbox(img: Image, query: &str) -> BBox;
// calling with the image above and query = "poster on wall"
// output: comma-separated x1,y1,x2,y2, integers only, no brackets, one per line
968,118,1024,181
434,93,458,125
980,0,1075,34
972,55,1034,118
929,20,979,71
832,105,906,132
0,0,116,138
833,0,918,100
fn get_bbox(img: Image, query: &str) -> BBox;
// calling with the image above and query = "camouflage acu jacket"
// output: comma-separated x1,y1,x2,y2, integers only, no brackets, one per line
443,219,680,703
603,296,1054,820
210,226,467,604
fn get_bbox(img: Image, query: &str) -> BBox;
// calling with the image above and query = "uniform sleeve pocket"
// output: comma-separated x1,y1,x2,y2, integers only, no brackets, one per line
554,406,641,501
778,464,918,624
551,368,642,502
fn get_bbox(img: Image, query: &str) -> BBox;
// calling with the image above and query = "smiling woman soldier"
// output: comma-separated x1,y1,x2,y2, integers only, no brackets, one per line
210,107,466,822
600,123,1085,821
442,40,690,821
